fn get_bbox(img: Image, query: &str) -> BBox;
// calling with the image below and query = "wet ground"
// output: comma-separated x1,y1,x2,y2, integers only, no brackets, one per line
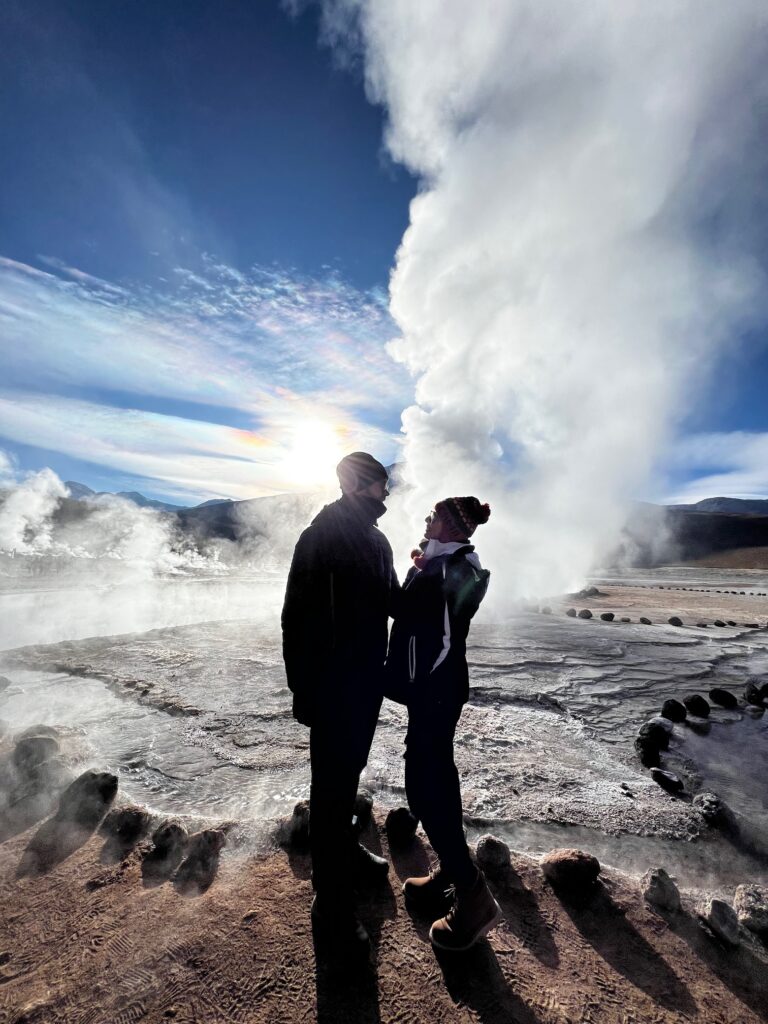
1,568,767,893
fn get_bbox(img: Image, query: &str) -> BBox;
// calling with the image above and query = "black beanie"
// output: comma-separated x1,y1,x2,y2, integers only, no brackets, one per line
336,452,388,494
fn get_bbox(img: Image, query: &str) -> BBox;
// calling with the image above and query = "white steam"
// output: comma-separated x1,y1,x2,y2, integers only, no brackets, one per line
321,0,768,600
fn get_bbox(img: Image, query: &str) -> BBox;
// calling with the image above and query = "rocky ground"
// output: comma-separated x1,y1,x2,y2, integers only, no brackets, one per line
1,808,767,1024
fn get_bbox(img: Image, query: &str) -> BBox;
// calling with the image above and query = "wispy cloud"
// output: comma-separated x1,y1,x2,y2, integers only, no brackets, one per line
664,431,768,503
0,255,410,498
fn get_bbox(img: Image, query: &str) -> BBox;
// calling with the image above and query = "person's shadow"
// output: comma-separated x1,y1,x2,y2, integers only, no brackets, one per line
558,880,697,1017
435,942,542,1024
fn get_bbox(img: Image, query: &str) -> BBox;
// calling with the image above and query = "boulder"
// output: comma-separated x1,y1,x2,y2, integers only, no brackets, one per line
577,609,592,620
708,688,738,709
476,834,511,876
650,768,684,795
174,829,226,894
668,616,683,627
639,617,652,625
385,806,418,845
600,612,614,622
57,771,118,829
634,737,661,768
352,792,374,831
12,736,60,776
743,623,760,629
744,680,765,707
641,867,681,912
540,848,600,893
661,699,687,723
638,718,672,751
696,623,708,629
733,884,768,936
699,898,740,946
282,800,310,849
693,791,730,828
683,694,710,718
620,617,631,623
101,805,150,844
142,819,189,879
714,620,726,627
727,620,737,627
566,608,577,617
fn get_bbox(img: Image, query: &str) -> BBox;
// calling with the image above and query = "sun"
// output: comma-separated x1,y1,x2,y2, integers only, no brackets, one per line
282,419,346,488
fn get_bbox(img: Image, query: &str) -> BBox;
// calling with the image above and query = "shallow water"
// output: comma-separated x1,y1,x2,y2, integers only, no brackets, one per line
1,568,767,891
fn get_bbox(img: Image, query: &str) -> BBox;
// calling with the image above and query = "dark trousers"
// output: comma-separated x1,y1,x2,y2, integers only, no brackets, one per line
404,695,476,887
309,681,382,895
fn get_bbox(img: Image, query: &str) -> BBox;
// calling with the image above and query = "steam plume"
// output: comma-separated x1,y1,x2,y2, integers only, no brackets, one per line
320,0,768,598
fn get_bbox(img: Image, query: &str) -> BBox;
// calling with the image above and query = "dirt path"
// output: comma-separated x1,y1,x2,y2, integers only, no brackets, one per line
1,814,766,1024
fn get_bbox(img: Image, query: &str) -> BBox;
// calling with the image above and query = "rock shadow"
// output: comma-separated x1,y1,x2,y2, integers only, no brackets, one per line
659,905,768,1021
491,866,559,968
387,830,432,884
172,829,227,897
435,942,542,1024
558,881,697,1017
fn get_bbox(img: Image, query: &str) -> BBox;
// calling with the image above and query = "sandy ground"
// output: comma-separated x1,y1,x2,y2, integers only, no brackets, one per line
1,812,767,1024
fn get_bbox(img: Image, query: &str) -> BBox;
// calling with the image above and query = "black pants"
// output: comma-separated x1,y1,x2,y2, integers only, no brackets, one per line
404,695,475,887
309,680,382,895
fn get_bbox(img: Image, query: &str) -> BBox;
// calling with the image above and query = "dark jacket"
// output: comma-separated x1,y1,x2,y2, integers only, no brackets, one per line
385,545,490,707
281,495,399,713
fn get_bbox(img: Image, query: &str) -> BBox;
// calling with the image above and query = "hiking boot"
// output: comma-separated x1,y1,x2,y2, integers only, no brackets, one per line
311,894,371,959
429,871,502,951
354,842,389,885
403,866,455,918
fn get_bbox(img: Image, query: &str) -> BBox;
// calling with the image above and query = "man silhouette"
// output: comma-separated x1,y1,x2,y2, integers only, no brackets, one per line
282,452,398,955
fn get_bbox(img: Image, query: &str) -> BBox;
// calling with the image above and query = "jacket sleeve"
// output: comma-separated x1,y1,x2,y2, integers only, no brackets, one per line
280,527,332,698
388,563,402,619
429,557,490,676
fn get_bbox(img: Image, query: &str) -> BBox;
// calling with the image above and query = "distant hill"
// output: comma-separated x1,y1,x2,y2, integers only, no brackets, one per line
64,481,183,513
668,496,768,516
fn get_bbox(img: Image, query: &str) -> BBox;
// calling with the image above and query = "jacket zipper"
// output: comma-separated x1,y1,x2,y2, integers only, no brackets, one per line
408,635,416,682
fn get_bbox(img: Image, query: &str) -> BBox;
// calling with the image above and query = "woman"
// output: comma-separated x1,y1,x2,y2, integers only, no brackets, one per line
386,495,500,951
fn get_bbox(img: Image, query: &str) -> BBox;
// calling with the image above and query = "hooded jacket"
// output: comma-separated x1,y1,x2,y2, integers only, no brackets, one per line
281,494,399,703
385,542,490,707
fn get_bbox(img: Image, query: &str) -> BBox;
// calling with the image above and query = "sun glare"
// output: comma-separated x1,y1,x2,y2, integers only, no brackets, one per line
282,419,345,488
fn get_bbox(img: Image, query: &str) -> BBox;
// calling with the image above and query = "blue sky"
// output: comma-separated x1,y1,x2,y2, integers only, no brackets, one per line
0,0,767,505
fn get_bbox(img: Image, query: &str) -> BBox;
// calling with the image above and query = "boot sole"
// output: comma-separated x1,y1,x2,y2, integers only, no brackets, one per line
429,900,503,952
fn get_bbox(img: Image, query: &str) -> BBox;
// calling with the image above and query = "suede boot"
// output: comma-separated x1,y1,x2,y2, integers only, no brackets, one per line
429,870,502,951
403,866,455,918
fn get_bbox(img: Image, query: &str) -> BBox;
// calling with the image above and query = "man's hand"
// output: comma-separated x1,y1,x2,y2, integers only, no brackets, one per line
292,691,314,727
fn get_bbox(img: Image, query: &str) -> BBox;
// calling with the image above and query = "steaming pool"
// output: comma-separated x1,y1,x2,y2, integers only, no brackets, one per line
1,567,767,895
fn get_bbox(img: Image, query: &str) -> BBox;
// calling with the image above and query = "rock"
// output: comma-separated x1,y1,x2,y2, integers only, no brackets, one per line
699,898,740,946
540,848,600,893
733,884,768,936
620,617,631,623
476,834,511,876
708,688,738,709
639,617,652,625
12,736,60,776
683,694,710,718
727,620,736,627
540,606,552,615
174,829,226,894
16,724,60,741
142,819,189,880
693,792,730,828
714,620,726,627
661,699,687,723
577,609,592,619
385,806,418,845
634,737,661,768
0,675,11,691
566,608,577,617
637,718,672,751
282,800,310,849
744,681,765,706
650,768,684,794
668,616,683,627
600,612,614,622
101,805,150,844
641,867,681,912
696,623,708,629
743,623,760,629
352,792,373,831
57,771,118,830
